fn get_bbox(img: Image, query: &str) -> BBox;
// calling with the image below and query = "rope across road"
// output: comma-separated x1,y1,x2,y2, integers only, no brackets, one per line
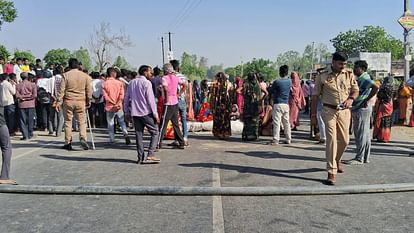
0,183,413,196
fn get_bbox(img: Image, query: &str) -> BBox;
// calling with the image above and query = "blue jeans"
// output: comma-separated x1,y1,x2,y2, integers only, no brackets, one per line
4,104,16,135
178,99,188,140
19,108,35,139
106,110,128,141
352,105,373,162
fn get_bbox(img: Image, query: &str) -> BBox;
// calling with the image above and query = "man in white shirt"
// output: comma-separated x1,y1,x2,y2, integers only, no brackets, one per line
13,58,23,83
89,72,105,128
0,73,16,136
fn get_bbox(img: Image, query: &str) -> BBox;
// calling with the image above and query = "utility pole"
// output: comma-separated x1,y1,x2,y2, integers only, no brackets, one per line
404,0,411,81
161,37,165,64
165,32,174,61
310,41,315,78
168,32,173,51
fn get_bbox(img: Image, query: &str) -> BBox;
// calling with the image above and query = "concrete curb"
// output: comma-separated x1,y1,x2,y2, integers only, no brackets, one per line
0,183,413,196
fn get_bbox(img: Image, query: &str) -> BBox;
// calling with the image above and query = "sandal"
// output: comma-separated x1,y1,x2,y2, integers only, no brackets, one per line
0,179,17,185
146,156,161,162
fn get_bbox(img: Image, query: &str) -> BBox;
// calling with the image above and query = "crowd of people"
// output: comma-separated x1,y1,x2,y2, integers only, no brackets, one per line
0,51,413,185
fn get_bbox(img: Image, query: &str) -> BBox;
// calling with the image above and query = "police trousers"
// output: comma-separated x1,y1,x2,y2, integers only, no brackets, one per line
322,106,351,174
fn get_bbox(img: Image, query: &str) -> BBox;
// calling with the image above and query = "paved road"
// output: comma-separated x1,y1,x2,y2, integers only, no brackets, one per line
1,119,413,233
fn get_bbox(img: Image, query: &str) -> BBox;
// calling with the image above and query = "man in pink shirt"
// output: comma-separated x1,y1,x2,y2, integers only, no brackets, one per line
157,63,185,149
102,67,130,144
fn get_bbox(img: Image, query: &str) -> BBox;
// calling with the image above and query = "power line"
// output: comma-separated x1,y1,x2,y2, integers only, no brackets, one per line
166,0,193,31
172,0,203,31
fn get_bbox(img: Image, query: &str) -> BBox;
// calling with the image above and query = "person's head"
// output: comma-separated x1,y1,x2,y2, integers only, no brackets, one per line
54,65,64,75
353,60,368,77
27,73,35,82
279,65,289,77
257,73,265,82
153,67,161,77
22,58,29,65
138,65,153,79
106,67,117,78
0,74,8,82
0,56,4,64
163,63,174,75
247,72,258,83
16,58,22,65
332,52,348,73
36,58,42,64
232,104,238,113
131,71,138,79
9,73,16,81
68,58,79,70
20,72,28,81
215,72,227,83
90,71,100,79
170,59,180,72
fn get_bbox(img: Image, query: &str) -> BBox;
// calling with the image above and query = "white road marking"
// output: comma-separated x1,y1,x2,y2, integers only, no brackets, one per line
212,167,225,233
12,140,60,161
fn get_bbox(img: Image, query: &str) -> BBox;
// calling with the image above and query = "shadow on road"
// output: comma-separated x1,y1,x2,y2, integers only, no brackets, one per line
39,154,137,164
179,162,325,183
225,150,325,162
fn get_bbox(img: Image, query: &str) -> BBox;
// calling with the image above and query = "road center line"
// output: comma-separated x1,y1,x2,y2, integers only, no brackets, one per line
212,167,225,233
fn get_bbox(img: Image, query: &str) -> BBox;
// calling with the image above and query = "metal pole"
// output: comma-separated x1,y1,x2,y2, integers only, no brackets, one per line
310,41,315,77
161,37,165,64
404,0,411,81
86,110,96,150
168,32,172,52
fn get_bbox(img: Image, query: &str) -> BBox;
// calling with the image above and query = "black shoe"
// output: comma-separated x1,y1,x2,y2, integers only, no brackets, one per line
80,139,89,150
168,141,179,147
62,143,73,150
125,136,131,145
20,137,27,141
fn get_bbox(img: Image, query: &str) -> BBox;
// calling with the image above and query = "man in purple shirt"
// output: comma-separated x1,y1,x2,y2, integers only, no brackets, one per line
15,73,37,140
124,65,160,164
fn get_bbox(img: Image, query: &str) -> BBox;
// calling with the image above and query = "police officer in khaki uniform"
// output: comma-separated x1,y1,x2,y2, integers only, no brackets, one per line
312,52,359,185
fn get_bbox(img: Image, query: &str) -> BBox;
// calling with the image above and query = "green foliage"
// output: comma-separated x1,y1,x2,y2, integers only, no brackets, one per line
72,47,92,71
14,50,35,63
0,44,9,60
330,26,404,61
0,0,17,30
180,52,207,80
208,65,224,79
112,56,131,70
44,49,71,67
242,58,278,81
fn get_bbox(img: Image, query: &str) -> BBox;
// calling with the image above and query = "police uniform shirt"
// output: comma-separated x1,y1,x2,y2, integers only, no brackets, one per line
313,68,359,106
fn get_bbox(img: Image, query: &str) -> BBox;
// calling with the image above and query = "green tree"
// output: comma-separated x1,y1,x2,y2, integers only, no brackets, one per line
275,50,302,75
330,26,404,61
113,55,131,70
180,52,207,80
14,50,35,63
44,48,71,67
0,0,17,30
72,47,92,71
0,44,9,59
242,58,278,81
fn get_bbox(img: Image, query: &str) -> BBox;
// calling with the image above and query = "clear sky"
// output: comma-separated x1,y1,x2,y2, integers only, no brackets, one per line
1,0,408,68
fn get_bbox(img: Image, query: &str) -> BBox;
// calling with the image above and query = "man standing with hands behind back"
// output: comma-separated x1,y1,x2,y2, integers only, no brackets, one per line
312,52,359,185
56,58,92,151
124,65,160,164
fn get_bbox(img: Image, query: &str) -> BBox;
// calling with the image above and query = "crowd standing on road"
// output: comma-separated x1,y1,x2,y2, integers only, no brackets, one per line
0,51,414,185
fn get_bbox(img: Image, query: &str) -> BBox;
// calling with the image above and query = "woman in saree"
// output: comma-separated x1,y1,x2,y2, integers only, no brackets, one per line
398,82,412,125
210,72,232,139
193,80,202,117
235,76,244,116
242,72,262,141
373,76,394,142
289,72,305,131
